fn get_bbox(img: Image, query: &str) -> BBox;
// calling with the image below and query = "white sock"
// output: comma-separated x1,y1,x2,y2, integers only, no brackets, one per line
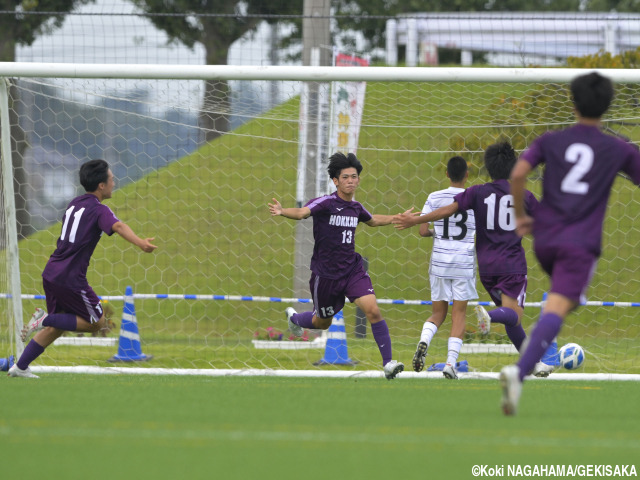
446,337,463,365
420,321,438,346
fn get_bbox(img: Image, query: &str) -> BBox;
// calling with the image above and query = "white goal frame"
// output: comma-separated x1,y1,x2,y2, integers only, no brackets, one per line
2,63,640,378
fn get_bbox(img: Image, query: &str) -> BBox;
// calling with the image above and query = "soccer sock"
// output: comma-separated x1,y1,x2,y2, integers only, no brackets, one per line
446,337,463,365
291,311,315,329
516,313,563,381
16,339,45,370
505,324,527,351
419,321,438,346
42,313,78,331
371,320,392,366
488,307,518,326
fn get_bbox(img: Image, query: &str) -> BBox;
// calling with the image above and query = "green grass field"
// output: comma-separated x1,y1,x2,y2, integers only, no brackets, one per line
1,374,639,480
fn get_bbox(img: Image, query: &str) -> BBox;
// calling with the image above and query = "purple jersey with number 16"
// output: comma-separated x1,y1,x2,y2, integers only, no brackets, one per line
455,179,538,277
521,124,640,255
305,191,373,280
42,193,120,289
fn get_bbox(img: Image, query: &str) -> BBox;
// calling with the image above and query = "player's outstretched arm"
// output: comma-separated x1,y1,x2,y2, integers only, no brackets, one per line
510,159,534,237
268,198,311,220
112,221,157,253
365,208,414,227
392,202,459,230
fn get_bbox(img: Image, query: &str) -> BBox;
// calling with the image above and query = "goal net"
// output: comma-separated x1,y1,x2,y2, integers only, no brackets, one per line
1,65,639,375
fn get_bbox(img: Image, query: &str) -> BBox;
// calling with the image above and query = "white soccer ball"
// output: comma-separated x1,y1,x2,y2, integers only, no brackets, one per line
559,343,585,370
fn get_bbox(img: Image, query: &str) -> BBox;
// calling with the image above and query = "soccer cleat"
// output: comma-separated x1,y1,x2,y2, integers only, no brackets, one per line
532,361,555,378
475,305,491,335
500,365,522,416
412,342,428,372
285,307,303,337
383,360,404,380
21,308,48,342
443,363,458,380
7,364,39,379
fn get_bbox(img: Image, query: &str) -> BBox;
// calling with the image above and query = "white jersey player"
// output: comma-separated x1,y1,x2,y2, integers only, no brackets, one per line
412,156,477,379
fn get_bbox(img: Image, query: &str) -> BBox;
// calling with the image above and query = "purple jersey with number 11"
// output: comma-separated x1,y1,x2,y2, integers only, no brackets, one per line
521,124,640,255
305,191,372,280
42,193,120,289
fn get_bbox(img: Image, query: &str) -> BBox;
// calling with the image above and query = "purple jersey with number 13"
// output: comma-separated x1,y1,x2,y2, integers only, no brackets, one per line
305,191,373,280
521,124,640,255
42,193,120,288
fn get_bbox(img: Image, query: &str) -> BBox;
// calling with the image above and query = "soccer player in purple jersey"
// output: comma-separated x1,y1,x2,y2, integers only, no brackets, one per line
501,72,640,415
268,152,406,379
393,143,543,369
8,159,157,378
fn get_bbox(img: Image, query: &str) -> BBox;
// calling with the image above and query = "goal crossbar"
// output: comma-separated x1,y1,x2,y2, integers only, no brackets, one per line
2,63,640,83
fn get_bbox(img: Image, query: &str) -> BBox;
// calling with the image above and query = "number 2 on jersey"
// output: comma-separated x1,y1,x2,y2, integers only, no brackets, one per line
561,143,593,195
60,206,86,243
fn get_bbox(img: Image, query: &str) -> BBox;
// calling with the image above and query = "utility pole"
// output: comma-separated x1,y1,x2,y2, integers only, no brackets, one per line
293,0,331,310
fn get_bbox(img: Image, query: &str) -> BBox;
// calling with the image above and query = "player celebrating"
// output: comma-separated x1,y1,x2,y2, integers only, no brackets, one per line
8,159,157,378
502,72,640,415
268,152,405,380
393,143,540,368
411,156,477,379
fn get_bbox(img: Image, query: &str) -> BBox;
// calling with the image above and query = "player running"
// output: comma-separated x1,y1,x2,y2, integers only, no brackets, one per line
393,142,546,374
268,152,406,380
8,159,157,378
411,156,477,379
503,71,640,415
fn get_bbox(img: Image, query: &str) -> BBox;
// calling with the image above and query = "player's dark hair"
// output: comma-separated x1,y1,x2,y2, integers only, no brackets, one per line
80,159,110,192
446,156,468,183
484,142,516,180
570,72,614,119
327,152,363,179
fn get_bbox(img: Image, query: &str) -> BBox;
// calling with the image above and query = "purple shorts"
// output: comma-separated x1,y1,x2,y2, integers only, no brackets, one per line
534,243,598,304
310,267,375,319
43,279,104,324
480,274,528,308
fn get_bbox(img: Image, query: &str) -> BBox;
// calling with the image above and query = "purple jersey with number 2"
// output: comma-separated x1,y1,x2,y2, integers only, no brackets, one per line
521,124,640,255
455,179,538,276
305,192,373,280
42,193,120,288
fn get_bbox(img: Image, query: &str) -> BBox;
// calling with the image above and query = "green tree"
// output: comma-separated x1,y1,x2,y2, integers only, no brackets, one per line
0,0,92,238
132,0,302,143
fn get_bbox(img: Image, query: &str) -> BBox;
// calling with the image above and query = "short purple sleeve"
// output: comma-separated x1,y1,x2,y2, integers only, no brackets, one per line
520,135,547,169
454,185,477,211
525,191,539,216
358,206,372,223
97,204,119,236
306,195,331,216
620,143,640,185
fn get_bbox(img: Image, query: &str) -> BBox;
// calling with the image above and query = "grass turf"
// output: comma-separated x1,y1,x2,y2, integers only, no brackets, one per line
1,374,639,480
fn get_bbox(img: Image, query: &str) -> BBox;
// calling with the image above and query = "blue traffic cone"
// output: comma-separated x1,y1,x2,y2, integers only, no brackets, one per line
108,286,153,362
314,311,358,365
539,293,560,367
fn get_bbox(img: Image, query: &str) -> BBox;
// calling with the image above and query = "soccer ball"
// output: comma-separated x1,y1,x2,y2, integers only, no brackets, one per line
558,343,585,370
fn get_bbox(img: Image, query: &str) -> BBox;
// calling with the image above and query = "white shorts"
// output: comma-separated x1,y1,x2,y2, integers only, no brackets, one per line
430,275,478,302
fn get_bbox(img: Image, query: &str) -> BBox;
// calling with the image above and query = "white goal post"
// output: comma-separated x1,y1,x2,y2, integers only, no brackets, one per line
1,63,640,376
